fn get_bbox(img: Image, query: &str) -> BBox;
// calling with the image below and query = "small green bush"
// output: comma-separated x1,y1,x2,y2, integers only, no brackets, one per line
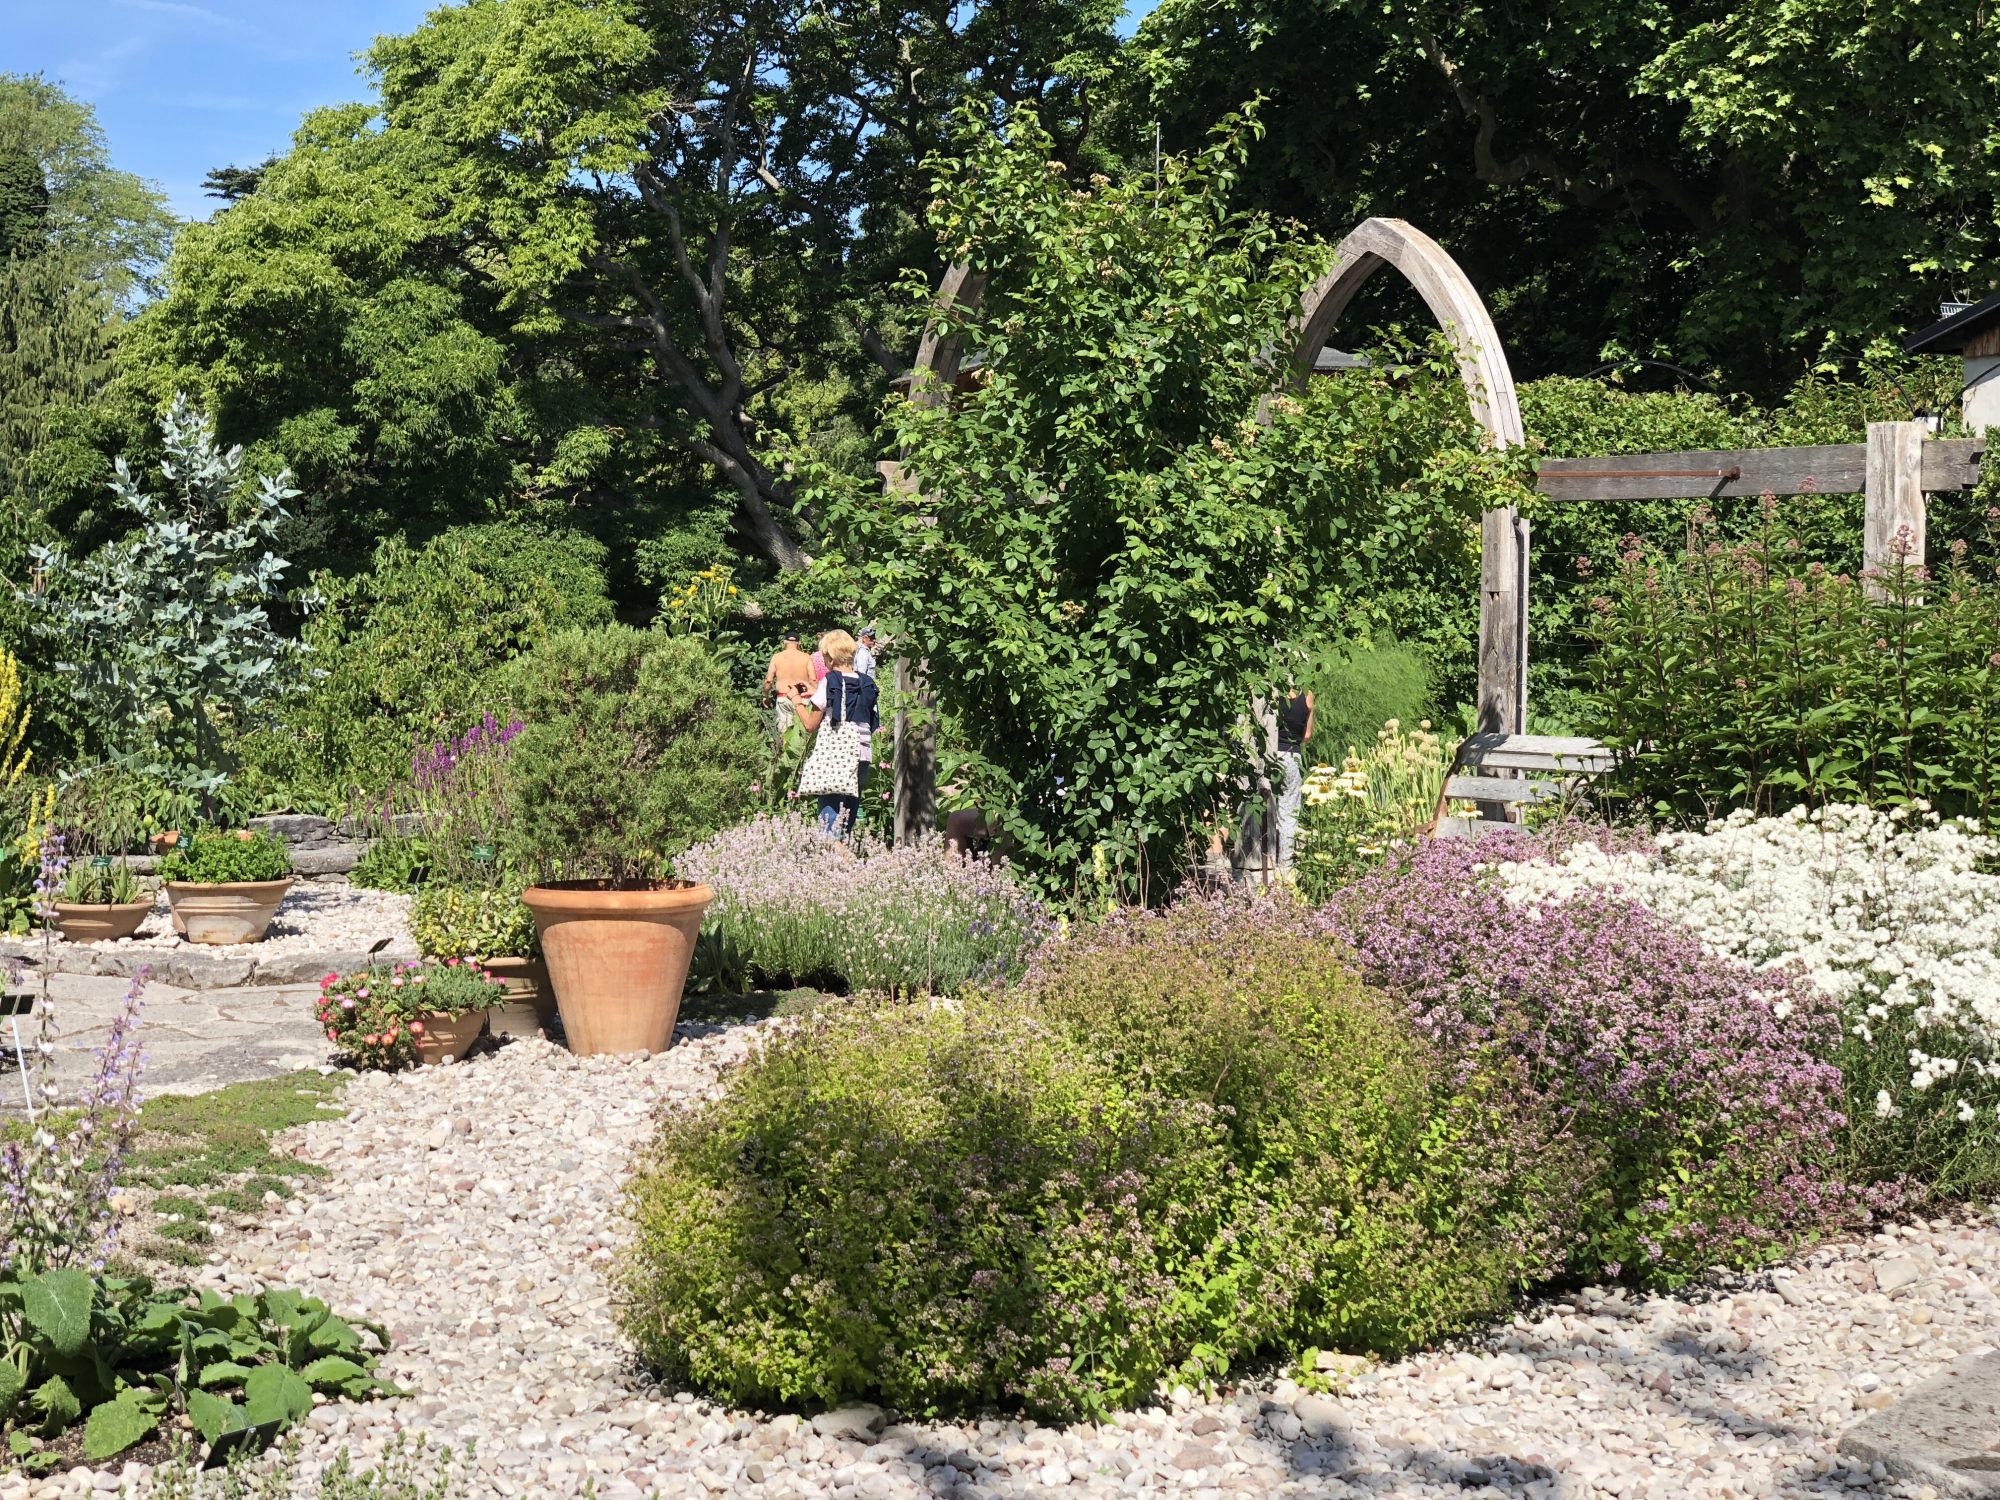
410,882,535,960
349,834,430,893
1298,636,1438,768
503,627,763,884
619,898,1578,1419
157,831,290,884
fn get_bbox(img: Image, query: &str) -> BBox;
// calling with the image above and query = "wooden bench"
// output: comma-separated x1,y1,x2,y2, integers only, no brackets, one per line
1432,733,1614,838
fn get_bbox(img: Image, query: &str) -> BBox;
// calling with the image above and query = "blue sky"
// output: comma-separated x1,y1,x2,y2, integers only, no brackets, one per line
5,0,1155,225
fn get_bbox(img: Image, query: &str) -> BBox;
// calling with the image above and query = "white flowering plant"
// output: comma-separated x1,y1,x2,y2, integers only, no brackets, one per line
1293,719,1455,902
1496,803,2000,1195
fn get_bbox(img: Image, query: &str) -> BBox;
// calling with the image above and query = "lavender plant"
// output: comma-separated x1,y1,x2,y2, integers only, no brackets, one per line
676,815,1049,994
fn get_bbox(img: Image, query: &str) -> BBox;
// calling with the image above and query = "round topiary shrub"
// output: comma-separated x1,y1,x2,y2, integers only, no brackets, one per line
503,626,763,883
617,899,1581,1420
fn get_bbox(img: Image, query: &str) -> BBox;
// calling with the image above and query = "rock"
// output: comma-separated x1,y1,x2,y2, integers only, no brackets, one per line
812,1404,887,1440
1879,1256,1925,1294
1190,1414,1224,1436
1294,1394,1347,1442
1171,1446,1218,1472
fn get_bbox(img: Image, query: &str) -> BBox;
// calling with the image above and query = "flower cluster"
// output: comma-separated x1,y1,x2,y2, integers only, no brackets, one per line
1293,718,1454,901
1493,803,2000,1194
1325,837,1852,1278
676,815,1050,994
317,959,503,1070
366,712,524,888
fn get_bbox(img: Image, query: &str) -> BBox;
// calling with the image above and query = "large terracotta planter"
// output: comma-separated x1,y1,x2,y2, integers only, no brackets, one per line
52,901,154,944
411,1009,486,1065
482,956,557,1040
521,881,711,1056
163,879,294,945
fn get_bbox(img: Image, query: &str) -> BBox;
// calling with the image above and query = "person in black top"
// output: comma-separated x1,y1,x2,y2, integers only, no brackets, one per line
1275,685,1315,870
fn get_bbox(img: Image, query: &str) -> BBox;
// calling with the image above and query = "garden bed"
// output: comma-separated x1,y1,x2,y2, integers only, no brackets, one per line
16,1024,1989,1500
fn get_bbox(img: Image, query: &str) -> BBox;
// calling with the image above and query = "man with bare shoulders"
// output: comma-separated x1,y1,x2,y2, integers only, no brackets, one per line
763,632,815,740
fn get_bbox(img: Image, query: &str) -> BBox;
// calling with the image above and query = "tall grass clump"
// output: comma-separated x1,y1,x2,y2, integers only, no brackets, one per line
1298,635,1437,768
676,815,1048,994
618,901,1580,1419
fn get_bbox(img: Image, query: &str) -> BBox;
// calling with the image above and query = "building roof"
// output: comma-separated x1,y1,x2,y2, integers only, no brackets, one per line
1902,289,2000,354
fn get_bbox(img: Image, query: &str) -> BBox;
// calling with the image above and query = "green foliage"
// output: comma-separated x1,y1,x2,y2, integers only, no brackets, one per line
315,962,502,1070
348,835,430,894
621,904,1574,1418
816,112,1524,895
0,1272,394,1466
27,396,305,809
502,627,763,884
55,860,141,906
1582,508,2000,823
144,1432,473,1500
0,145,46,261
1296,637,1438,769
240,521,613,810
158,832,291,885
1293,721,1455,902
409,883,536,961
1132,0,2000,394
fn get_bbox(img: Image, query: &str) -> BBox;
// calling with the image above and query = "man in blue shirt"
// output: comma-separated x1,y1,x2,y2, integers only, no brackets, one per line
854,625,879,678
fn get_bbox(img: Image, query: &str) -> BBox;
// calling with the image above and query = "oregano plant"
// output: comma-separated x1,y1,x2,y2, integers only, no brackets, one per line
26,394,309,816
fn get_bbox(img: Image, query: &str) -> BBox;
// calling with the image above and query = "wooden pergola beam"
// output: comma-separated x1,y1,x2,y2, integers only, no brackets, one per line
1537,437,1982,502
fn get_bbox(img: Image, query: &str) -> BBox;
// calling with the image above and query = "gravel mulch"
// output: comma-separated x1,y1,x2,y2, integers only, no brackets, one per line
12,1024,1985,1500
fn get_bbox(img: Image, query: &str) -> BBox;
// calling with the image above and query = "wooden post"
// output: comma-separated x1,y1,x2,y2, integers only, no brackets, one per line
891,655,936,844
1864,421,1927,598
1477,506,1523,736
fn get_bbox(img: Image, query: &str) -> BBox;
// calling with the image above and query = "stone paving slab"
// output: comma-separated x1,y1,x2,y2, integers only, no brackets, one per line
1842,1353,2000,1496
0,938,414,990
0,970,332,1117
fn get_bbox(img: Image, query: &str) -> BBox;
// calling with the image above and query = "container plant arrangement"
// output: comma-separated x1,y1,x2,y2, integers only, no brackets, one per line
51,859,152,942
317,959,504,1067
505,626,764,1055
411,881,551,1039
156,829,293,944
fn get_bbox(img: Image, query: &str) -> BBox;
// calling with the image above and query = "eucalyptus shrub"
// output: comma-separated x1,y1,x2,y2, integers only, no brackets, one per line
1583,503,2000,823
25,395,306,814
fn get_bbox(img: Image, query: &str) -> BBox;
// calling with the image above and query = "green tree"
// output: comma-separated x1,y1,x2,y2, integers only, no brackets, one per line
365,0,1123,572
814,111,1522,893
0,144,47,260
1130,0,2000,394
26,396,306,815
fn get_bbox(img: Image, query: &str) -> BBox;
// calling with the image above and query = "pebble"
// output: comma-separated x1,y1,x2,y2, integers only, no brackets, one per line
39,1027,1990,1499
71,884,413,958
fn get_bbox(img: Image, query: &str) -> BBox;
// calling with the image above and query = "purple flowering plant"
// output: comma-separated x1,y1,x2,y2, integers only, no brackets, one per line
365,712,525,888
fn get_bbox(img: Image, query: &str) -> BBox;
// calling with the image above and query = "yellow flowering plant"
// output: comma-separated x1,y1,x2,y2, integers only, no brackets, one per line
1293,719,1458,903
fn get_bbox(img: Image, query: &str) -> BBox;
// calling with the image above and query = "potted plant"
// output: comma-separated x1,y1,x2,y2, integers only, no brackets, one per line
317,960,503,1067
51,859,152,943
157,829,293,944
505,626,764,1055
411,881,552,1039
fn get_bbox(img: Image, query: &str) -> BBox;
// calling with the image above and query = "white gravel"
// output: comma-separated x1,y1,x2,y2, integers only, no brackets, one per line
68,884,414,957
13,1024,1983,1500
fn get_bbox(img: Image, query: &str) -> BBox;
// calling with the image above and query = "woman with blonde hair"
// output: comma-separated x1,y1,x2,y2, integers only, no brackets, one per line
794,629,879,837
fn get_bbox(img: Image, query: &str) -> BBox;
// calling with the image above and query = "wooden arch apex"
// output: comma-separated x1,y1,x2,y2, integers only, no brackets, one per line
1290,217,1527,734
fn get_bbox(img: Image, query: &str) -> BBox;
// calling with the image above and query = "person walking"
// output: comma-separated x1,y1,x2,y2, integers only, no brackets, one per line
762,632,814,741
1274,683,1314,870
794,630,879,838
854,625,879,678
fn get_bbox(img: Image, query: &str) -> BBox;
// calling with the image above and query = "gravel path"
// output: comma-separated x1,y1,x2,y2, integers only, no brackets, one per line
20,1024,1988,1499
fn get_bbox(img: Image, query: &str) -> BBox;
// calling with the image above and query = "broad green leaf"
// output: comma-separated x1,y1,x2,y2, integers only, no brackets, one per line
30,1374,81,1433
82,1394,158,1461
22,1270,94,1357
242,1364,312,1427
186,1388,247,1444
196,1361,253,1388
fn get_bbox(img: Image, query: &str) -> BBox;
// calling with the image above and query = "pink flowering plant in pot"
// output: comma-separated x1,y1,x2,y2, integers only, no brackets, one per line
318,960,504,1069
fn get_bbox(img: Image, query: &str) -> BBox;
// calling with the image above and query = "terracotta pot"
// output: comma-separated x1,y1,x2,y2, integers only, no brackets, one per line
521,881,711,1056
163,878,294,945
412,1008,487,1065
481,956,557,1039
52,901,153,944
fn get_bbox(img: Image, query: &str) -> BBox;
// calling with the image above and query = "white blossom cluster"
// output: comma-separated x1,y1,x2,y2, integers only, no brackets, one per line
1494,804,2000,1104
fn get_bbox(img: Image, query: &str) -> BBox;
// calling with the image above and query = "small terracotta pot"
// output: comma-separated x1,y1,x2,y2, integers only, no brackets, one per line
522,881,711,1056
481,956,556,1040
412,1008,486,1065
163,879,294,945
52,901,154,944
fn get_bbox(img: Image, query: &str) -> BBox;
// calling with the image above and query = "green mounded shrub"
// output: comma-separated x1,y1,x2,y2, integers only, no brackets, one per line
1297,635,1438,768
157,831,291,884
618,898,1579,1419
503,627,763,884
349,834,430,893
236,521,615,810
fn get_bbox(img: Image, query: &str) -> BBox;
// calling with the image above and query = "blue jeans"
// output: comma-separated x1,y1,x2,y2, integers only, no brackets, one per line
817,795,859,838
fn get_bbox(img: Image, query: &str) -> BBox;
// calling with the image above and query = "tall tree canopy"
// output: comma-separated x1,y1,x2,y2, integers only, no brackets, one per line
364,0,1123,570
1132,0,2000,393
